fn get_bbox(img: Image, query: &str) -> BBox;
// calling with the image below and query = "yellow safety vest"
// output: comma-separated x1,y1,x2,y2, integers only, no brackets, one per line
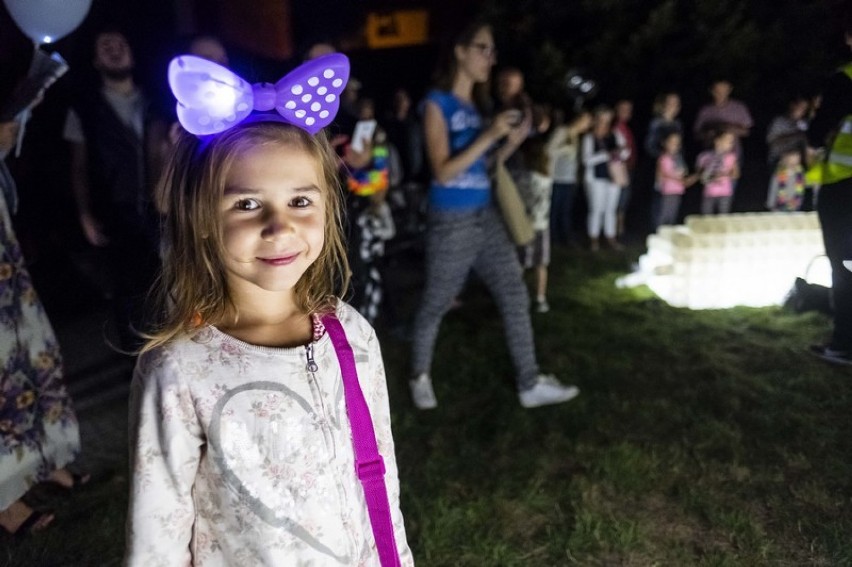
807,63,852,185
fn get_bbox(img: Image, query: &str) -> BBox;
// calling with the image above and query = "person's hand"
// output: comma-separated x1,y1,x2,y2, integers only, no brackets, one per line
505,112,531,148
80,212,109,247
343,140,372,169
487,110,520,140
0,121,20,153
685,173,700,187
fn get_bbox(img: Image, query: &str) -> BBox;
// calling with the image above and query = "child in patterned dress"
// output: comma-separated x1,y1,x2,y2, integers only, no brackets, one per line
766,150,806,211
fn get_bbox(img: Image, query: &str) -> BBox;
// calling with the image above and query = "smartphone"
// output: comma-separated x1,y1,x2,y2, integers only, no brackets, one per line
505,109,523,127
351,119,377,153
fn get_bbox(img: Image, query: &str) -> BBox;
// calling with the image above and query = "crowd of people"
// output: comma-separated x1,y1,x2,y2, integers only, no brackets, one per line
1,10,851,566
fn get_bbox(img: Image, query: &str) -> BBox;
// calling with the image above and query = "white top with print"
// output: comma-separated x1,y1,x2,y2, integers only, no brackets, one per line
125,302,412,566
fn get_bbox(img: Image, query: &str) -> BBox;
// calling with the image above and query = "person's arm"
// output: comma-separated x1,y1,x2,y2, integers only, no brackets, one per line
64,108,109,246
767,175,779,210
644,120,662,158
423,100,512,184
657,155,681,183
68,141,109,246
729,155,741,180
766,118,807,148
371,202,396,241
125,351,203,567
581,133,608,168
365,329,414,566
733,101,753,136
546,125,568,155
495,114,531,164
613,129,630,162
695,153,707,178
0,121,19,154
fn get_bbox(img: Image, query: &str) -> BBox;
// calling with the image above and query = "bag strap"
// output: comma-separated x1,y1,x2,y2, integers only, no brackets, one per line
321,313,401,567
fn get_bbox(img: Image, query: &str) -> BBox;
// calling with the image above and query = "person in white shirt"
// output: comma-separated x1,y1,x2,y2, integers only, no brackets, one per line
546,109,591,245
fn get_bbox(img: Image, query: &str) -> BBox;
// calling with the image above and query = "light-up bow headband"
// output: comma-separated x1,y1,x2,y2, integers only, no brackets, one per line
168,53,350,136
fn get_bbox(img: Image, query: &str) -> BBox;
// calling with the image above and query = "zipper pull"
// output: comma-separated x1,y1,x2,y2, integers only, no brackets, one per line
305,343,318,372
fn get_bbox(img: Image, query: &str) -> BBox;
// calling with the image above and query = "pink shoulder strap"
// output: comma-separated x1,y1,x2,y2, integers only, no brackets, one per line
321,313,401,567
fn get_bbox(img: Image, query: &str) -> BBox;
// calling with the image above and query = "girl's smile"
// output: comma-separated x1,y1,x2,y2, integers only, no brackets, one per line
257,253,300,266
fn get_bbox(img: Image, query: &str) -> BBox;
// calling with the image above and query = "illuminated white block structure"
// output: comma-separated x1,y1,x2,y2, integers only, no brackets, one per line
624,213,826,309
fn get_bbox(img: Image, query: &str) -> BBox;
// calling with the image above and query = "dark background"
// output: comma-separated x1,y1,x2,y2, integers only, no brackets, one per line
0,0,848,311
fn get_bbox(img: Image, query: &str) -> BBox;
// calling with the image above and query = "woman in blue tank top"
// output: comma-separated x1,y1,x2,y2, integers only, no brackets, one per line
408,19,580,410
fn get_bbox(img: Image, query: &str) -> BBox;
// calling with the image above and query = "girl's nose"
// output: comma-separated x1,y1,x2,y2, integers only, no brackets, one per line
260,211,294,240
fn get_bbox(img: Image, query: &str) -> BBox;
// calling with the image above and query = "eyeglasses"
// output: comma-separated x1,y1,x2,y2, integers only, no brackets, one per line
468,42,497,58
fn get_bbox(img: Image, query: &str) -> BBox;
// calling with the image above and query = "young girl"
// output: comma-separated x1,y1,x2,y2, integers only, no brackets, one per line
519,136,554,313
546,109,592,245
696,130,739,215
766,150,806,211
656,131,698,226
581,105,629,250
126,54,412,566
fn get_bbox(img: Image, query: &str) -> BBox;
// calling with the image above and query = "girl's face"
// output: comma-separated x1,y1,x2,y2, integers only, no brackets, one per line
220,143,326,300
715,132,735,153
663,133,681,153
593,111,613,133
456,27,496,84
781,152,801,168
663,94,681,119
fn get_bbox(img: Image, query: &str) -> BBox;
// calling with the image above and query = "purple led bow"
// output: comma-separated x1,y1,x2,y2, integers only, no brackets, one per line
168,53,350,136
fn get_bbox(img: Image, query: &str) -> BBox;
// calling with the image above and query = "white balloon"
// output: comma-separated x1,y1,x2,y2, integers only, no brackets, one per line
4,0,92,45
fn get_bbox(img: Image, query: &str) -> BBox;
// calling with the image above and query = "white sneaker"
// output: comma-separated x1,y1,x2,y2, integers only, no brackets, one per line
410,373,438,409
536,299,550,313
518,374,579,408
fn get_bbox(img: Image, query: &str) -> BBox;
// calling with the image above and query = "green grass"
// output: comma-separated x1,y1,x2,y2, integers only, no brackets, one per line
5,245,852,566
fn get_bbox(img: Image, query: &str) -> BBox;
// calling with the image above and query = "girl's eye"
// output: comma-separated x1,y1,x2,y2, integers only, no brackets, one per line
234,198,260,211
290,196,313,208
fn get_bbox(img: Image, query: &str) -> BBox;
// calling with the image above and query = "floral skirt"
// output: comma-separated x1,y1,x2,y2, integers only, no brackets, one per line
0,195,80,509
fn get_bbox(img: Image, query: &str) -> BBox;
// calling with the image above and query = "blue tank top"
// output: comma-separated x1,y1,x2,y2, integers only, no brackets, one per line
425,90,491,211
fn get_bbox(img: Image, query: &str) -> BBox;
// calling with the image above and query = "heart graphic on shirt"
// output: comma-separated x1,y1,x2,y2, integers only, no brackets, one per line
208,381,350,562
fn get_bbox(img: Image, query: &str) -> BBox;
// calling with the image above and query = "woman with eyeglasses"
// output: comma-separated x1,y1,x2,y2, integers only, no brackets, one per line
408,19,580,410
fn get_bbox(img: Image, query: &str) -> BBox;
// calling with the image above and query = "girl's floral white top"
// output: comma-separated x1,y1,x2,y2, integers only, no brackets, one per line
125,302,412,566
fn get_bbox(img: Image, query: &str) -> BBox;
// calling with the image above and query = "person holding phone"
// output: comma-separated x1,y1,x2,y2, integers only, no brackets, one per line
408,18,579,410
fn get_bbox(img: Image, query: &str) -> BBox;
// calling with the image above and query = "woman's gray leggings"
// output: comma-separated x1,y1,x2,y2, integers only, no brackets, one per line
410,206,539,391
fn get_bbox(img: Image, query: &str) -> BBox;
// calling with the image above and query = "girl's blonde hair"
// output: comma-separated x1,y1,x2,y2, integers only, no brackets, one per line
144,121,350,352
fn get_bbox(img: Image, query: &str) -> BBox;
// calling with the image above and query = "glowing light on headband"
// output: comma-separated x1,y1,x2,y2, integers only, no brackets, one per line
168,53,350,136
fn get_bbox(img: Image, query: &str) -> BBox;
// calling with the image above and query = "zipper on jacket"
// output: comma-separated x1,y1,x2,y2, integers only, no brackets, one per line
305,343,319,372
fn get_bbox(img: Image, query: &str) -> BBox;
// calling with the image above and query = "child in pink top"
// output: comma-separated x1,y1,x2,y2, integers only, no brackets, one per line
696,130,739,214
656,132,698,225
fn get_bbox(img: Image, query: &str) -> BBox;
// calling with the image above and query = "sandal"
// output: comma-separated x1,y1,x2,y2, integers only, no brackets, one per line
1,509,54,537
15,510,54,536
